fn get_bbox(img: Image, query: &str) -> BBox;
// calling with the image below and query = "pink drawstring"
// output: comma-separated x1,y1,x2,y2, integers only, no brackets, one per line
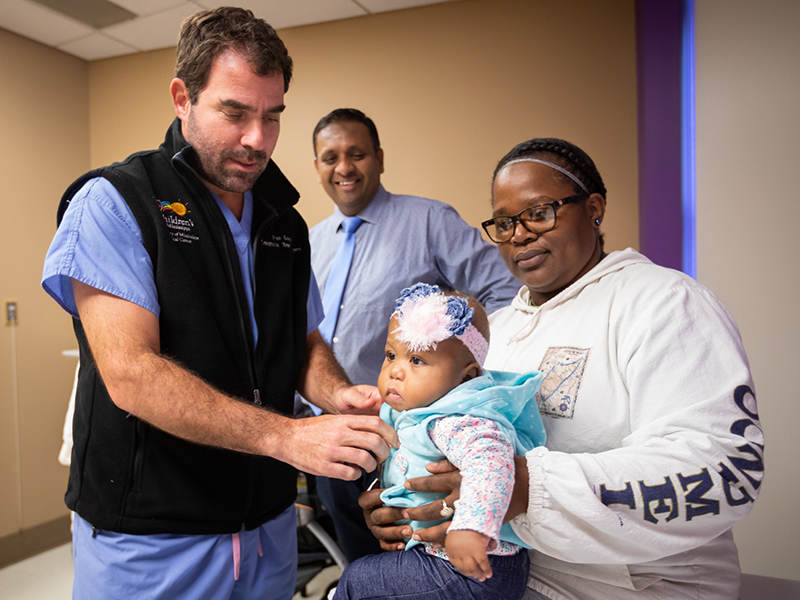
231,529,264,581
232,533,241,581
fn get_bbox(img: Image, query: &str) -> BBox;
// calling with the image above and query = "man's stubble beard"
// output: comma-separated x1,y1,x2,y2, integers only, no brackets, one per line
185,114,268,193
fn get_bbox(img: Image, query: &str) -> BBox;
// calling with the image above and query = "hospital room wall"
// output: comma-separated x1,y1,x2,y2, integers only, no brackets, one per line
695,0,800,580
10,0,796,582
0,0,639,560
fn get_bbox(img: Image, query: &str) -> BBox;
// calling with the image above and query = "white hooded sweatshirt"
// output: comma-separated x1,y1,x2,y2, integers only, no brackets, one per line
487,249,762,600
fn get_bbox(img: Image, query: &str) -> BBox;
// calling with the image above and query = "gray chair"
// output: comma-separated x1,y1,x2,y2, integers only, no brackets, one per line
739,573,800,600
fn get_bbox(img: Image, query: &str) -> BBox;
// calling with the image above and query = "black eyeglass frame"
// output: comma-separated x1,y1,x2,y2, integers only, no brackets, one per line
481,193,589,243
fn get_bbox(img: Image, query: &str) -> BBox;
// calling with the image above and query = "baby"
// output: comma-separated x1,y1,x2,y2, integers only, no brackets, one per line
333,283,545,600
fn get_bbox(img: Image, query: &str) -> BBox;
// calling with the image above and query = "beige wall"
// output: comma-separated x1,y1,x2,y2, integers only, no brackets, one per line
88,49,177,168
0,28,89,538
275,0,638,244
87,0,639,249
696,0,800,580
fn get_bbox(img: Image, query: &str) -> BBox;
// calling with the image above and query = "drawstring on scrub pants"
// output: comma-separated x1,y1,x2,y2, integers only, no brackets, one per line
231,530,264,580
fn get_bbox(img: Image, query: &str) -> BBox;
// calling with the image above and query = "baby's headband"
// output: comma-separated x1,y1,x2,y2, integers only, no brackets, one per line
502,158,589,194
391,283,488,366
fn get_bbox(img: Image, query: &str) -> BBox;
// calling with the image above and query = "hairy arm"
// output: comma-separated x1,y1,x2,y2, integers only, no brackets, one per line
74,280,396,480
296,330,383,416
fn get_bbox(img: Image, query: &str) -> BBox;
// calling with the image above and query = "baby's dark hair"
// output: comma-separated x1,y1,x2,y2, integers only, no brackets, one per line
492,138,606,199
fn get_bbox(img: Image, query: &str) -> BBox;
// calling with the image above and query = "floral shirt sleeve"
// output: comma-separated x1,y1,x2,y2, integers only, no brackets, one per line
426,414,519,557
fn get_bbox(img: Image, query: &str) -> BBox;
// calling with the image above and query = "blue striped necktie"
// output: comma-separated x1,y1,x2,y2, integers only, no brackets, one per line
318,216,363,343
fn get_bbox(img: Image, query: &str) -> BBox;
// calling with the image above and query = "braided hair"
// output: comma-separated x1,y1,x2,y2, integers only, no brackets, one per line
492,138,607,199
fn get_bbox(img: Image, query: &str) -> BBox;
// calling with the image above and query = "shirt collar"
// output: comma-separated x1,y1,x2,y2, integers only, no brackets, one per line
332,185,390,229
209,189,253,254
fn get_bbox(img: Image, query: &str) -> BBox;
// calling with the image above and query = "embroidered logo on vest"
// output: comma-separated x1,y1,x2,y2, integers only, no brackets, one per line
157,198,198,245
159,199,189,215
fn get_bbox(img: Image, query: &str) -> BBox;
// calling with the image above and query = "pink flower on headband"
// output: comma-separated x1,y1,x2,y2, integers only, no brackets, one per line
394,294,451,353
392,283,488,365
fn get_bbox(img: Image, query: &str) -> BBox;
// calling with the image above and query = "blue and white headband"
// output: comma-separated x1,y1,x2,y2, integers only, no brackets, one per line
391,283,488,366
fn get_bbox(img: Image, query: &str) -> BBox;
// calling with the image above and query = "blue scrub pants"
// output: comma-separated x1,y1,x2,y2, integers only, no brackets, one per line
71,508,297,600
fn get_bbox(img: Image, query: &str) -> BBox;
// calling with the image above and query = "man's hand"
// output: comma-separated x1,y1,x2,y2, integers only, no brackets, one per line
333,384,383,415
358,488,410,551
275,414,398,481
446,530,493,581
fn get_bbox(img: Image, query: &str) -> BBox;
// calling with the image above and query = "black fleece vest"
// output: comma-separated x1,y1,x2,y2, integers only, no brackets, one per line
58,119,309,534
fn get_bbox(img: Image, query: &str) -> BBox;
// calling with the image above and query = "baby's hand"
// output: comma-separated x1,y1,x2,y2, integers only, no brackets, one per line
445,530,492,581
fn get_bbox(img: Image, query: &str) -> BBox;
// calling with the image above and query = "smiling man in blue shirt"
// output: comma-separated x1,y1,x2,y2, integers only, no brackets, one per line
307,108,520,561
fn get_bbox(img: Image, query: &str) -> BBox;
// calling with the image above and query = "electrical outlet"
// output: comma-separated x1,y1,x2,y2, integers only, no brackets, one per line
5,301,18,325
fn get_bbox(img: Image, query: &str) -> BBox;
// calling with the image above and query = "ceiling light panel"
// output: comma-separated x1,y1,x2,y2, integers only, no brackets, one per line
107,0,191,18
58,31,139,60
102,3,198,50
30,0,137,29
0,0,95,47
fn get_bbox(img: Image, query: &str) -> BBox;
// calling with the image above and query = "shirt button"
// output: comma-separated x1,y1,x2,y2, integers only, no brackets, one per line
340,304,345,309
332,337,339,344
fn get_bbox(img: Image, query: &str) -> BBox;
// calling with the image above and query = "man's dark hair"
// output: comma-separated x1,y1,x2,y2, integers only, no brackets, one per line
175,6,293,104
312,108,381,156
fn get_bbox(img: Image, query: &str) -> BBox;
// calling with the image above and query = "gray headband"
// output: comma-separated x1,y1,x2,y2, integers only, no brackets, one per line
502,158,589,194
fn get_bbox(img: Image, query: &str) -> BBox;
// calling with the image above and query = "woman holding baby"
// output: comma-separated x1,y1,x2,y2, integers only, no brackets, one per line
360,138,763,600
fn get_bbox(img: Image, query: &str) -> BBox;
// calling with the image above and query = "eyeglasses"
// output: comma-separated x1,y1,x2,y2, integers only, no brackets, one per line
481,193,589,243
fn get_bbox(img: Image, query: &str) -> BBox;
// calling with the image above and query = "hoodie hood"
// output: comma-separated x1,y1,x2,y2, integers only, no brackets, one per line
506,248,652,344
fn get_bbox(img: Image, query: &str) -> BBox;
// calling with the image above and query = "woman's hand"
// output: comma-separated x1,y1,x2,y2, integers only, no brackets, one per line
506,455,529,522
404,459,462,547
358,459,463,550
358,488,410,551
405,455,529,545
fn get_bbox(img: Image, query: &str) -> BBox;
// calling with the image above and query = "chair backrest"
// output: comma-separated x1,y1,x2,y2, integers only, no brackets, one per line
739,573,800,600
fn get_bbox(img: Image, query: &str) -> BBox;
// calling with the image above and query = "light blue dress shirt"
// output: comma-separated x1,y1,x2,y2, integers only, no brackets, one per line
309,185,520,387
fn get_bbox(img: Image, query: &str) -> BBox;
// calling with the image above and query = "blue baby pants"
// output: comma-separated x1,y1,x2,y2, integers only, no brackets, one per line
333,546,529,600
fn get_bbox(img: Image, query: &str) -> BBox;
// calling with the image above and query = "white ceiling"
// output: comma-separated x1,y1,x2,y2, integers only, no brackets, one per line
0,0,458,61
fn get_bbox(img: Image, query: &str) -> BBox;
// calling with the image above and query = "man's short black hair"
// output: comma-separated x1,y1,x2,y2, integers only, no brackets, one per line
313,108,380,155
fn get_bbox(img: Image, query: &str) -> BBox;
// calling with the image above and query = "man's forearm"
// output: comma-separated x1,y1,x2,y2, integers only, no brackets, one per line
73,281,394,480
108,349,289,456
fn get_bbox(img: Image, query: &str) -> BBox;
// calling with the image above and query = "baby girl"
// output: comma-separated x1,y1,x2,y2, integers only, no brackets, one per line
333,283,545,600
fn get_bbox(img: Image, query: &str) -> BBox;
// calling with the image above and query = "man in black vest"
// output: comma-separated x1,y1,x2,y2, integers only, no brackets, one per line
41,7,397,600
